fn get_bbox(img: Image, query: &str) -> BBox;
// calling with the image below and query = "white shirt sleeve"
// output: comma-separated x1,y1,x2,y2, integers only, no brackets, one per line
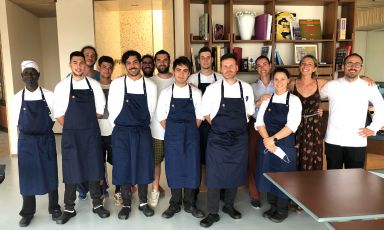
89,78,106,115
286,95,302,132
145,78,158,120
192,87,204,120
11,91,22,128
366,86,384,132
156,87,171,122
320,81,329,99
53,79,68,118
255,99,269,130
242,82,255,117
107,77,125,127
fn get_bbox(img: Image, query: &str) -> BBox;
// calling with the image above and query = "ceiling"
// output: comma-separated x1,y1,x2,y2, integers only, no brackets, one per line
8,0,384,18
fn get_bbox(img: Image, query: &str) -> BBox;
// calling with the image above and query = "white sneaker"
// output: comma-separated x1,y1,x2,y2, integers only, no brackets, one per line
148,191,160,208
114,192,122,206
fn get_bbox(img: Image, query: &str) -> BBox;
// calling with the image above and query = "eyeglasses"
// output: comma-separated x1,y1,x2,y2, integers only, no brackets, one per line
345,62,363,68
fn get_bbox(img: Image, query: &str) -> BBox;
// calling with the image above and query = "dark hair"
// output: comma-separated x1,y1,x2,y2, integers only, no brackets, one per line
220,53,237,64
198,46,212,57
255,55,270,64
173,56,192,73
343,53,363,65
81,45,98,59
154,50,170,61
98,55,114,67
121,50,141,64
142,54,154,63
272,67,290,79
70,51,85,62
298,54,318,79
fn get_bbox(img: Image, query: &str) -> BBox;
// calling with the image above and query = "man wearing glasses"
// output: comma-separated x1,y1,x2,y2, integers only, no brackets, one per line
320,53,384,169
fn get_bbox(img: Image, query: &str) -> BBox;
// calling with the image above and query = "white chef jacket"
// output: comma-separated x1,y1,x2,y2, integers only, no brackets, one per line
149,75,175,140
254,91,302,133
321,77,384,147
12,87,55,128
53,76,105,118
156,83,203,122
107,75,157,128
201,79,255,122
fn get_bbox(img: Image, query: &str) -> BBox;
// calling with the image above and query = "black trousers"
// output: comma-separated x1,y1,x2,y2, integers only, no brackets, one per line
267,193,288,217
207,188,237,214
64,181,102,211
121,184,148,207
325,142,366,169
169,188,195,208
19,190,60,217
101,135,112,165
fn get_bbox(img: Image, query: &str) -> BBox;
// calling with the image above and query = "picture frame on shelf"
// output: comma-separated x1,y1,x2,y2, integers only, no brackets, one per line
293,44,318,64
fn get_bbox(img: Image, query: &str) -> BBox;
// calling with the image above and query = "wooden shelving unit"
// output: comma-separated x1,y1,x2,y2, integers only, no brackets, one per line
184,0,356,79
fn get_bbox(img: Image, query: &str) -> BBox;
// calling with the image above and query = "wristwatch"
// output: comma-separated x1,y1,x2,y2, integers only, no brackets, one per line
273,136,278,143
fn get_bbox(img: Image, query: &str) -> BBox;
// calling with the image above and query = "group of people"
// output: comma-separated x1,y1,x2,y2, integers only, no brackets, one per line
14,45,384,228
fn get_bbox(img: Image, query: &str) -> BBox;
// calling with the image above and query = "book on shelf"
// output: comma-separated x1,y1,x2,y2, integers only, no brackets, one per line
199,13,209,40
215,45,221,72
276,12,296,40
214,24,224,40
275,49,284,65
261,45,272,60
190,48,196,73
254,13,272,40
335,45,351,71
290,21,301,40
233,47,242,68
241,59,248,72
248,56,257,72
337,18,347,40
299,19,322,40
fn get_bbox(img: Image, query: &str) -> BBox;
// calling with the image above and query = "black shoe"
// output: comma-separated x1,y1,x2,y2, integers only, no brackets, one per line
19,216,33,227
118,207,131,220
138,204,154,217
200,213,220,228
262,208,275,219
56,210,76,225
93,206,110,218
51,209,62,220
250,199,261,209
222,206,242,219
269,212,287,223
184,205,205,218
161,205,181,219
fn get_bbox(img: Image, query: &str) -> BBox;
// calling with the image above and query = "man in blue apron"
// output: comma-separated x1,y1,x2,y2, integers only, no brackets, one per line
108,50,157,219
13,60,61,227
200,53,255,228
157,57,205,219
53,51,109,224
254,67,302,223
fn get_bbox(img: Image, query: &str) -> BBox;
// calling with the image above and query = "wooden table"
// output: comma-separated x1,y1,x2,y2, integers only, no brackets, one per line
264,169,384,223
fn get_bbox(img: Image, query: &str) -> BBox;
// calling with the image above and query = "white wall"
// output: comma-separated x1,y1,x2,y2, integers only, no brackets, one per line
354,31,367,77
0,0,43,155
56,0,95,79
365,31,384,81
39,18,60,91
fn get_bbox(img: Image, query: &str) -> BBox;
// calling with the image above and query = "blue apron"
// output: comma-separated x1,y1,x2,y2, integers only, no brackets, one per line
164,84,200,189
61,77,104,184
112,77,154,185
205,81,248,188
198,73,217,164
18,87,58,196
255,93,296,198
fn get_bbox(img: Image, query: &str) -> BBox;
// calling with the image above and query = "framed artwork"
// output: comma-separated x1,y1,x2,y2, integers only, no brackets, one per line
293,44,318,64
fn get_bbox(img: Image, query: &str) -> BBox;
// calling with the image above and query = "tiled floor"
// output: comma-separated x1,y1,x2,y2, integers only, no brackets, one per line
0,133,330,230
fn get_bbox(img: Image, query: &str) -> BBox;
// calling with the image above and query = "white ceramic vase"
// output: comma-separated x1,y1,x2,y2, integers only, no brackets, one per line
236,11,256,40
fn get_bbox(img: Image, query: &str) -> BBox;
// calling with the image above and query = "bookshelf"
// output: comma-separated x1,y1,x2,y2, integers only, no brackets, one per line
183,0,356,79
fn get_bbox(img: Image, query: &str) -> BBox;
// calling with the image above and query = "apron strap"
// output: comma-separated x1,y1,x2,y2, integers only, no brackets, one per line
70,75,93,94
213,73,217,81
286,92,290,107
143,77,147,96
39,87,52,115
124,76,127,94
171,84,175,99
198,73,201,85
239,81,244,100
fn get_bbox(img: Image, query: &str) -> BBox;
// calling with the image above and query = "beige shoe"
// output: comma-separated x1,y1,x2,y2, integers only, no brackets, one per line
114,192,122,206
148,190,160,208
